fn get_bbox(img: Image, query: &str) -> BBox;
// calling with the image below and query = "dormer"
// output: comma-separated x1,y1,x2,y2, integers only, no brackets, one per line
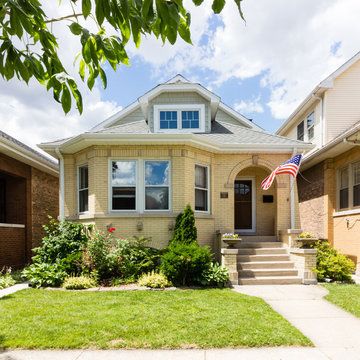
138,75,220,134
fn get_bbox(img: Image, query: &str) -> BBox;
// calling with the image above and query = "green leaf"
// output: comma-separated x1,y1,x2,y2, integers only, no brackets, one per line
192,0,204,6
95,0,105,26
142,0,153,20
82,0,92,19
61,84,71,114
129,17,141,48
79,59,85,81
16,57,30,83
82,39,92,64
69,22,83,35
212,0,225,14
99,67,107,88
166,27,177,45
178,19,192,44
233,0,245,21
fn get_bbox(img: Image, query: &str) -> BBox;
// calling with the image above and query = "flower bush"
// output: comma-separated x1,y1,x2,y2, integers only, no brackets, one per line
62,276,98,290
0,267,16,289
222,233,239,239
312,241,355,282
138,271,172,288
297,232,315,239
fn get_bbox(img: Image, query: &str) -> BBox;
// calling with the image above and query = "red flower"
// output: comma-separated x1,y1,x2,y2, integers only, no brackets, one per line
109,227,115,233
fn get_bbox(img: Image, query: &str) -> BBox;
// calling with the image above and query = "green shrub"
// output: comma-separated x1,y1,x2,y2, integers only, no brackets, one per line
22,263,67,288
138,271,172,288
199,262,230,288
80,233,161,280
0,267,16,289
62,276,98,290
312,241,355,282
170,205,197,245
160,243,213,286
31,217,91,273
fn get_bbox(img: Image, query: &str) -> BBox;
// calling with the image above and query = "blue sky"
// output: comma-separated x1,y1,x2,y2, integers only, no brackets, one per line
1,0,360,154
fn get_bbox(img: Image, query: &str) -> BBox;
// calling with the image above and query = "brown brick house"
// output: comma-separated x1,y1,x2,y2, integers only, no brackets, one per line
0,131,59,269
277,52,360,274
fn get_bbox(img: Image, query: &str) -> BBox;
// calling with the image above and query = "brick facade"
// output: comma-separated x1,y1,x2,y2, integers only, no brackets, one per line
0,152,59,269
64,145,297,252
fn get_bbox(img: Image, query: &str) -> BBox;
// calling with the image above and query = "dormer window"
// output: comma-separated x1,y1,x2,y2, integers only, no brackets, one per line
154,104,205,133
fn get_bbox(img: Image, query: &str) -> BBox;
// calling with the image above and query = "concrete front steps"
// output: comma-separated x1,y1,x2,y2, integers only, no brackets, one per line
236,240,302,285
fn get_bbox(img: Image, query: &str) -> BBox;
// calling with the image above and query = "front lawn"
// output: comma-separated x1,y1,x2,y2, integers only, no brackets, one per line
0,289,311,349
321,283,360,318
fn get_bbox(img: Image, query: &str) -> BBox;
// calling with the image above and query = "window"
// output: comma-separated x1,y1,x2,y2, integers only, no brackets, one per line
182,111,199,129
0,179,5,222
339,167,349,209
297,121,304,141
154,104,205,133
111,161,136,210
353,162,360,207
195,165,209,212
78,165,88,213
307,112,315,140
160,111,177,129
145,161,169,210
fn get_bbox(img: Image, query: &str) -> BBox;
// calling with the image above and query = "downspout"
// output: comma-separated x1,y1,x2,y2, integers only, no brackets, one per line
312,94,324,147
290,147,298,229
55,147,65,220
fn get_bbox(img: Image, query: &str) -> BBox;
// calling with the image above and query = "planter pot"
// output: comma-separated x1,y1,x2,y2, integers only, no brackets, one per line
222,238,242,248
296,238,318,248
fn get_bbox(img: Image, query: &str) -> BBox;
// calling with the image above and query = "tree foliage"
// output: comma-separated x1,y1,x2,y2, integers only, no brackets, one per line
0,0,244,114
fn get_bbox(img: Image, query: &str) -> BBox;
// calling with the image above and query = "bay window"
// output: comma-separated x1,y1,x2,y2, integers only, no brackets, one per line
195,164,209,212
78,164,88,213
110,160,170,212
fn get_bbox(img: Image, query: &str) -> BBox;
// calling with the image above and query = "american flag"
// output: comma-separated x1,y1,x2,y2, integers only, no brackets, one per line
261,154,302,190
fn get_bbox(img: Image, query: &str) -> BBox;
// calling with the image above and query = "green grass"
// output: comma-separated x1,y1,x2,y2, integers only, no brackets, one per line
0,288,312,349
321,283,360,318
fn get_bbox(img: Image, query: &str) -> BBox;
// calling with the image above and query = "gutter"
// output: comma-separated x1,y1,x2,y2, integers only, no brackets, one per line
55,147,65,220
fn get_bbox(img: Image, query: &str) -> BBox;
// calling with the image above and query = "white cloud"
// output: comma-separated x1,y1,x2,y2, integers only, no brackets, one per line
234,96,264,114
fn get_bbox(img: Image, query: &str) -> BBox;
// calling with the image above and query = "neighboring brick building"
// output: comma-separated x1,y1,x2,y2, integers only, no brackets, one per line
277,52,360,274
0,131,59,269
39,75,311,256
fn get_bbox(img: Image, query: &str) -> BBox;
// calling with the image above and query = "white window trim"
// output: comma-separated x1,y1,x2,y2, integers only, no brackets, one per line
306,111,315,141
194,163,210,214
109,159,138,213
154,104,205,133
235,176,256,233
77,163,89,215
336,162,360,211
109,159,172,213
297,110,315,142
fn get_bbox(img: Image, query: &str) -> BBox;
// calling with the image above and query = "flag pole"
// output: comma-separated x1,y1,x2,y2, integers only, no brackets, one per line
290,150,304,229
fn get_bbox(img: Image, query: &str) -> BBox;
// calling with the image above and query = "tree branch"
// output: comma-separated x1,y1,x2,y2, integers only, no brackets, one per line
45,13,83,24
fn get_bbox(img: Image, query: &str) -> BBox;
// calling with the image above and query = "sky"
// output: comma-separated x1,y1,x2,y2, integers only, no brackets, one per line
1,0,360,159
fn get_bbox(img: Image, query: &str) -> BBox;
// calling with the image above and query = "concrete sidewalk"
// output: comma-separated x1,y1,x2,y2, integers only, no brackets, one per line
233,284,360,359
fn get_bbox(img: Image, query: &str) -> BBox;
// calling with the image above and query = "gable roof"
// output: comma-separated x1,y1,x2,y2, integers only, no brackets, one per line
0,130,58,176
91,75,263,132
276,51,360,136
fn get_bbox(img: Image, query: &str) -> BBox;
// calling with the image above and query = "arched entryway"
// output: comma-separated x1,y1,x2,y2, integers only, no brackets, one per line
234,166,277,236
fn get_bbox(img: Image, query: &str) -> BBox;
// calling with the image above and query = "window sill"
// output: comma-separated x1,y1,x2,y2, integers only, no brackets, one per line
66,213,215,220
0,223,25,228
333,208,360,217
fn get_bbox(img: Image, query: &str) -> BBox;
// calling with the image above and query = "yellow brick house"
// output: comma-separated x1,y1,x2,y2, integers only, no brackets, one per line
40,75,313,284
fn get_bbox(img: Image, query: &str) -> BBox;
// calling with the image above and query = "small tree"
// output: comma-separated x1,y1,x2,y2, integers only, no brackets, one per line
170,205,197,245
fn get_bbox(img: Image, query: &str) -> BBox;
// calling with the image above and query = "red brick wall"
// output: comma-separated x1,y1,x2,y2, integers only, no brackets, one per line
0,226,26,269
31,168,59,251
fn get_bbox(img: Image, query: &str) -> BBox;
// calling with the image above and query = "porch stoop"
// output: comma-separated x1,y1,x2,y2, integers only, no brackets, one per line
223,239,303,285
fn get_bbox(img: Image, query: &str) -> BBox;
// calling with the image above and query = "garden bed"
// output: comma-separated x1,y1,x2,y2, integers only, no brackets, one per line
0,288,312,349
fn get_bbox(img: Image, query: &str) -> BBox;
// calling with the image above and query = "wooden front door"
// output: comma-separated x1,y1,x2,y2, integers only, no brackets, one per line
234,180,253,230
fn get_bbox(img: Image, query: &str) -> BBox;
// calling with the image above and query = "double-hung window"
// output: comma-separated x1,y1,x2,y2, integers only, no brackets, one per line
307,112,315,140
195,165,209,212
297,121,304,141
111,160,170,212
353,162,360,207
78,165,88,213
145,161,170,210
339,167,349,209
111,161,136,210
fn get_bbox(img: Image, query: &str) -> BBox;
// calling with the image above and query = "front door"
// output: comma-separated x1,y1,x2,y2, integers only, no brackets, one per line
234,180,253,230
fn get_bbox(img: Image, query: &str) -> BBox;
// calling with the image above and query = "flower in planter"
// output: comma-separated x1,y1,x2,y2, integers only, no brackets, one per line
297,232,314,239
223,233,239,239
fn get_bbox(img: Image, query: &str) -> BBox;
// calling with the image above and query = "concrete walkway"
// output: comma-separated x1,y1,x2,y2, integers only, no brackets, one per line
233,284,360,359
0,283,28,298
